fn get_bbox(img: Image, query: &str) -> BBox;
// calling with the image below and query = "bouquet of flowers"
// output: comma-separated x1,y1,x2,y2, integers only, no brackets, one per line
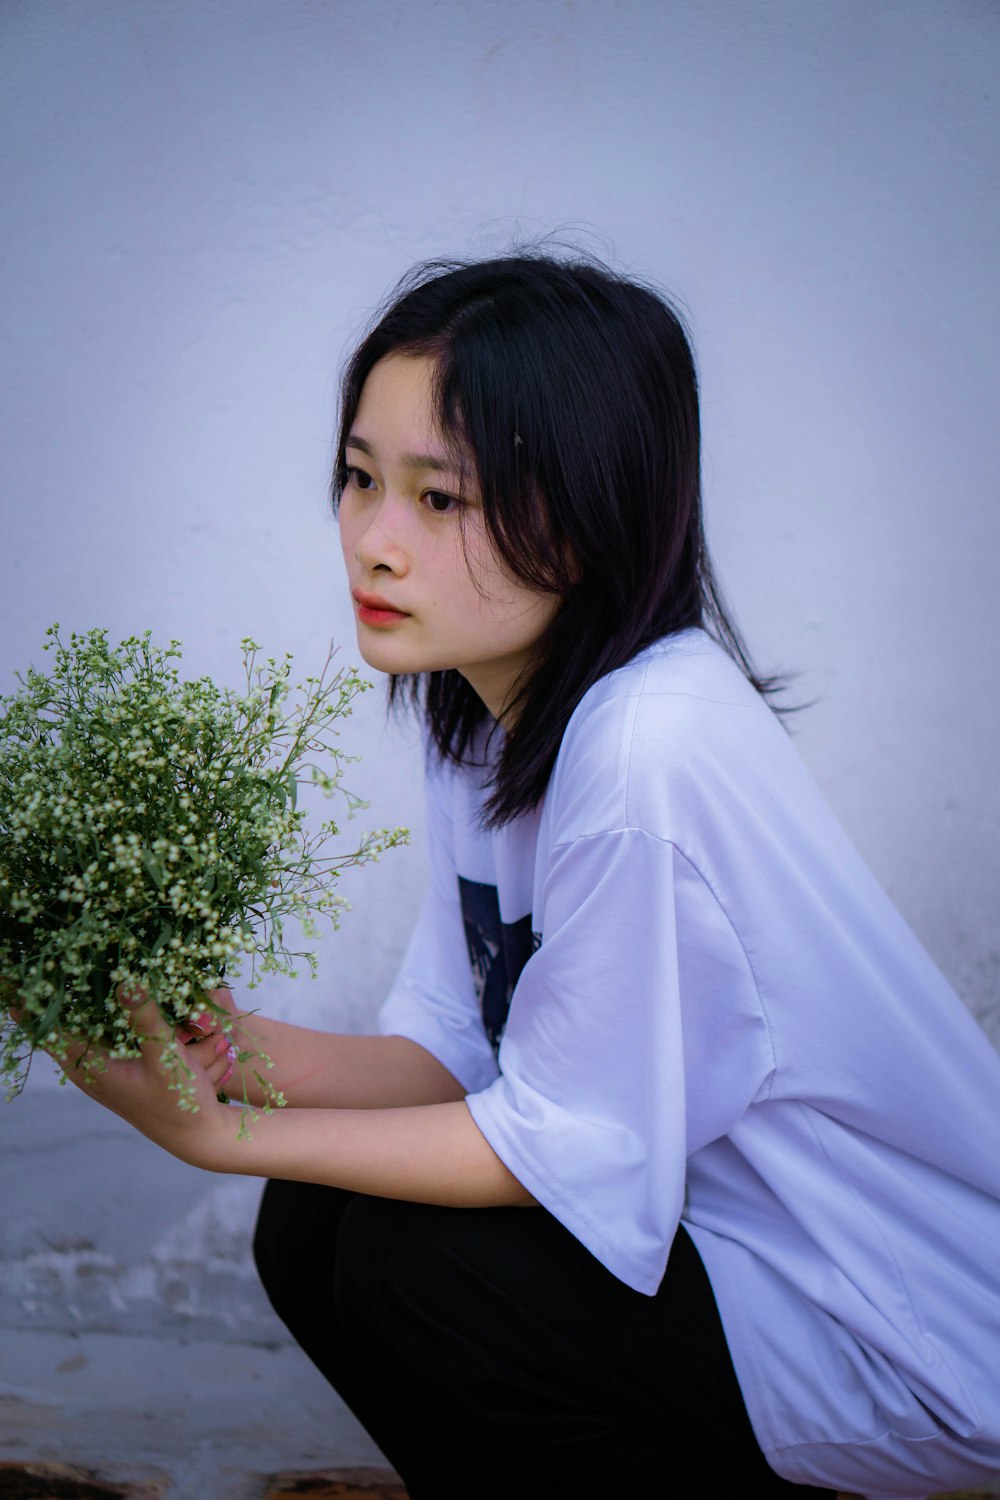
0,626,406,1114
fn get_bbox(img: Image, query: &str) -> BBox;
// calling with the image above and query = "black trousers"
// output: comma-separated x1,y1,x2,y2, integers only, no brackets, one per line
253,1181,828,1498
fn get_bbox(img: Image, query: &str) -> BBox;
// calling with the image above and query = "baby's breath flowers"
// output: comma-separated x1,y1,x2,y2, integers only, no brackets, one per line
0,626,406,1122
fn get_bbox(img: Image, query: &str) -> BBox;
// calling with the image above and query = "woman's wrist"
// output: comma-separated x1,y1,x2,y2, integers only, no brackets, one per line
178,1095,247,1173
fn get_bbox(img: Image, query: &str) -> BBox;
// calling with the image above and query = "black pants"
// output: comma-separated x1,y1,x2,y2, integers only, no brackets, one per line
253,1181,827,1498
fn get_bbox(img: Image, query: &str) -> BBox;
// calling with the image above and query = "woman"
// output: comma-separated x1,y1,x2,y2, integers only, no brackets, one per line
53,254,1000,1498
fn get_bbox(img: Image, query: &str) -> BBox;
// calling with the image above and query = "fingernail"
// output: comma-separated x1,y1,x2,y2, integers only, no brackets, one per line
219,1064,234,1088
215,1038,229,1056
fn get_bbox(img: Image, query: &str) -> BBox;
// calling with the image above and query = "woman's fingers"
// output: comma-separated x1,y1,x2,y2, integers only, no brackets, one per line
118,985,173,1058
218,1046,237,1091
182,987,251,1090
183,1030,239,1088
57,1032,105,1077
13,978,241,1102
177,987,237,1043
207,986,237,1015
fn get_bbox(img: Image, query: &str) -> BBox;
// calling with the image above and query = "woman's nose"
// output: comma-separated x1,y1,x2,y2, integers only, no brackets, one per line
350,496,410,575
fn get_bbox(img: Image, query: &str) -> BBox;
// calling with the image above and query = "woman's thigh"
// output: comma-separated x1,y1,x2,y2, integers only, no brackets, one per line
253,1183,816,1499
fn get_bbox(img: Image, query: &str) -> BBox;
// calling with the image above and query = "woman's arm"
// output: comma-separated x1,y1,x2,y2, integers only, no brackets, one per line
204,1096,533,1206
185,990,468,1109
243,1021,470,1108
57,991,533,1208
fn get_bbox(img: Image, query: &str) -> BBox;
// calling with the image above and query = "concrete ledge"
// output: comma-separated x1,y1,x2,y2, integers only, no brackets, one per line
0,1464,408,1499
263,1471,406,1498
0,1462,166,1498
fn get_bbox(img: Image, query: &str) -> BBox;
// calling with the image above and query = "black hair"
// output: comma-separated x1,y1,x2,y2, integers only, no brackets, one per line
332,249,778,826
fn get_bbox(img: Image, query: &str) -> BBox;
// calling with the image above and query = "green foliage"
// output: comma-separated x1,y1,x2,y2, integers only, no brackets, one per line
0,626,407,1110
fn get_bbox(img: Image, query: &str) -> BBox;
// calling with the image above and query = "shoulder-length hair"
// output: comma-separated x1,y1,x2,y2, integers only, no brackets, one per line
332,250,775,826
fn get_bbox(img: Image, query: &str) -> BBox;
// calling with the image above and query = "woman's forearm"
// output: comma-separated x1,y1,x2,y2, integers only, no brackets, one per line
203,1095,535,1208
230,1014,466,1110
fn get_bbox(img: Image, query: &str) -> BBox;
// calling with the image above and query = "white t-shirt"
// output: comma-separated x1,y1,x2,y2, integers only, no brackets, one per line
379,629,1000,1497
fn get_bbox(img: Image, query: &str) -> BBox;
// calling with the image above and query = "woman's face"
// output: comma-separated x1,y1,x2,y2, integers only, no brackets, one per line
339,353,560,721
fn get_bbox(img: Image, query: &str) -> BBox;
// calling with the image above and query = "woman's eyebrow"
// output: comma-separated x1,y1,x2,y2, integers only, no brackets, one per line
346,433,463,474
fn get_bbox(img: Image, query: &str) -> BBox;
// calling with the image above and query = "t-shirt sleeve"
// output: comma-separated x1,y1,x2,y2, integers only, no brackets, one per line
465,825,763,1294
377,761,501,1096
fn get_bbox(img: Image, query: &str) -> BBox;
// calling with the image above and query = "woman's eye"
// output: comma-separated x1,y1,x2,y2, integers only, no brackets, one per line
345,465,376,492
423,490,461,515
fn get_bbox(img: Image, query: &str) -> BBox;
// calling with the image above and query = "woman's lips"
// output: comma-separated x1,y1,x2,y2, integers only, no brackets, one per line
353,590,409,626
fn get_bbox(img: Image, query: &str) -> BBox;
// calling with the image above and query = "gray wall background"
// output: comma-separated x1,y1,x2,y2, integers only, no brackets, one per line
2,0,998,1075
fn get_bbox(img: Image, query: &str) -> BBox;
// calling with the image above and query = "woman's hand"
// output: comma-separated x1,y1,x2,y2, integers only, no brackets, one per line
175,986,243,1093
26,984,531,1201
56,987,230,1170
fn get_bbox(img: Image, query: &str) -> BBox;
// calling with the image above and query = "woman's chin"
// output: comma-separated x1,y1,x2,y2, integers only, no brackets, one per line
353,637,420,678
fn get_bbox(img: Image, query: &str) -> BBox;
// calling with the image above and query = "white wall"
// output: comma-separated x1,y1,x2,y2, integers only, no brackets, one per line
2,0,998,1081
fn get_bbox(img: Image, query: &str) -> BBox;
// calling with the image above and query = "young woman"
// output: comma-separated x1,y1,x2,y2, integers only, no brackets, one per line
52,254,1000,1499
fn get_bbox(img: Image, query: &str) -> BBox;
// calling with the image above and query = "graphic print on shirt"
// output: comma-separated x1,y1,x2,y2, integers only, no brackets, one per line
458,875,540,1054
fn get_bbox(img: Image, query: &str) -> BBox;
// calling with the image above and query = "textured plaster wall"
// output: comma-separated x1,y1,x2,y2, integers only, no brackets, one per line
2,0,998,1078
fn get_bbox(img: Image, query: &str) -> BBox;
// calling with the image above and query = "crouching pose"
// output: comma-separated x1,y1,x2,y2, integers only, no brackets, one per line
54,253,1000,1499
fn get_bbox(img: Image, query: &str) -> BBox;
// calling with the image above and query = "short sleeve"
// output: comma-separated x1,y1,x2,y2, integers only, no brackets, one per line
465,825,772,1294
465,827,687,1292
378,760,501,1096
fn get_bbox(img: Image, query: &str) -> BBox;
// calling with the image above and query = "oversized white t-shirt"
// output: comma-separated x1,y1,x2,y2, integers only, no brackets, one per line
379,629,1000,1497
